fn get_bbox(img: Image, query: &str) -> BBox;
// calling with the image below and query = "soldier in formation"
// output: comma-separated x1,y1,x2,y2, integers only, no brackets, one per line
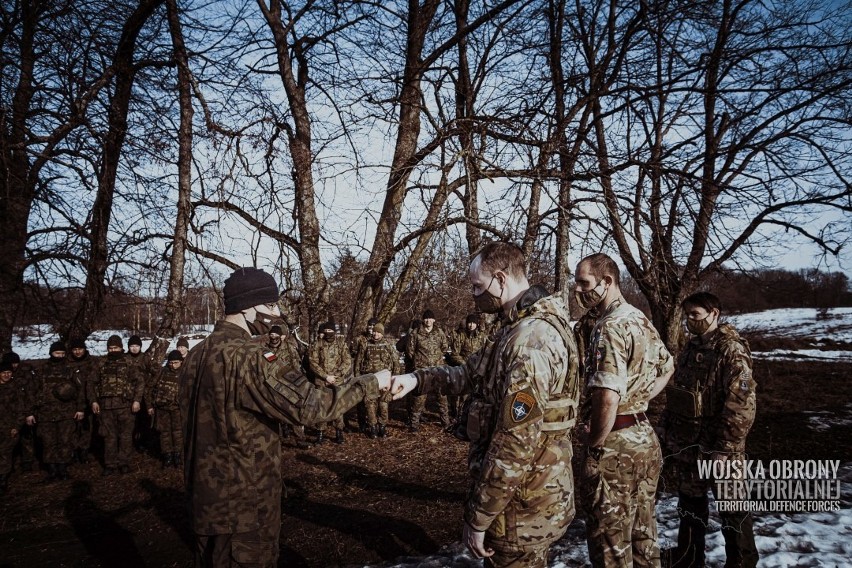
148,349,184,468
179,267,391,566
265,325,310,449
25,342,86,481
4,352,36,472
405,309,450,431
307,321,353,444
0,360,23,493
575,253,674,567
126,335,158,454
391,242,581,568
446,313,487,425
88,335,144,475
67,339,95,464
661,291,759,568
354,322,399,438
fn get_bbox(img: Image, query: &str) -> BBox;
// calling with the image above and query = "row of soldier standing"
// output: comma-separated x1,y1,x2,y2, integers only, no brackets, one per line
0,335,190,488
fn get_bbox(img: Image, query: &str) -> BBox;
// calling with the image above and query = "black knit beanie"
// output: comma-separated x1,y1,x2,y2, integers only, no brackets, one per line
223,267,279,314
49,341,66,354
107,335,123,348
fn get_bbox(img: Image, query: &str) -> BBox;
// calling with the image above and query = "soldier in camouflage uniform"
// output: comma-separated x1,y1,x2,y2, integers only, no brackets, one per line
88,335,144,475
0,360,23,493
392,243,581,567
351,318,378,433
447,313,488,422
4,352,36,471
67,339,95,464
307,321,353,444
179,267,389,566
405,309,451,431
25,342,86,481
354,323,399,438
575,253,674,568
148,350,184,468
127,335,158,454
661,292,758,568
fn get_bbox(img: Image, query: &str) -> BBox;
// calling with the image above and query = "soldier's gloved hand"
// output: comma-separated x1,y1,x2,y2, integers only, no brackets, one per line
26,415,36,426
373,369,392,391
390,373,418,400
463,523,494,559
131,401,141,413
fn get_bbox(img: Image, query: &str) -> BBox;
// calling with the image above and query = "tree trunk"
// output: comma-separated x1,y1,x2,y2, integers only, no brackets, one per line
67,0,165,342
149,0,194,360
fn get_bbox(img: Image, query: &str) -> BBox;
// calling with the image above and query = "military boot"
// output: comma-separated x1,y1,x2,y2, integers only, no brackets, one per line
162,453,174,469
377,424,387,438
172,452,182,468
315,430,325,445
45,464,58,482
334,428,344,444
367,425,377,439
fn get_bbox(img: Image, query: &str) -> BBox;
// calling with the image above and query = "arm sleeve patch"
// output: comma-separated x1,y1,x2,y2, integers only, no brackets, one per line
500,386,543,429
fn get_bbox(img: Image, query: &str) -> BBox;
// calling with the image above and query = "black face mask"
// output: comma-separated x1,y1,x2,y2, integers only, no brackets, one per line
107,351,123,360
473,274,503,314
323,332,336,342
248,313,286,336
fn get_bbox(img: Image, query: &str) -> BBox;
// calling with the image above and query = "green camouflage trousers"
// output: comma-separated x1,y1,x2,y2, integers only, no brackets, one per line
365,392,389,427
39,419,76,464
156,408,183,454
408,393,450,426
312,380,344,429
583,421,662,568
98,408,136,468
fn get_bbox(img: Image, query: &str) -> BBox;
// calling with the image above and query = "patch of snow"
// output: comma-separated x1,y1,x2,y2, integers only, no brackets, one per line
728,307,852,344
752,349,852,361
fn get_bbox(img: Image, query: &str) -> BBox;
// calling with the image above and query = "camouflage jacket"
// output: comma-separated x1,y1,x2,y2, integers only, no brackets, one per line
355,338,400,375
67,353,96,403
179,320,379,535
88,354,144,409
414,292,580,547
148,365,182,410
447,329,488,366
127,352,159,394
663,323,756,454
307,336,352,382
266,336,303,371
0,378,24,432
28,359,86,420
584,299,673,415
406,326,449,369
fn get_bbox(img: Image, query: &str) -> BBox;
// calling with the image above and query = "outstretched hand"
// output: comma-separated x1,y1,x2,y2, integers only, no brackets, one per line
373,369,392,391
390,373,418,400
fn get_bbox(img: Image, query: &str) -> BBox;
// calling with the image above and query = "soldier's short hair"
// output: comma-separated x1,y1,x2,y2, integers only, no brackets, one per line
579,253,621,287
472,241,526,279
682,291,722,314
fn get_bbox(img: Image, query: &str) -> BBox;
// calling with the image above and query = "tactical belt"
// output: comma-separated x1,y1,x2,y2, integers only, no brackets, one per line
612,412,647,432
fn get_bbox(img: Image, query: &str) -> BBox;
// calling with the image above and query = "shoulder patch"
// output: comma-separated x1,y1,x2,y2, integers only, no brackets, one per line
263,351,277,362
501,386,543,429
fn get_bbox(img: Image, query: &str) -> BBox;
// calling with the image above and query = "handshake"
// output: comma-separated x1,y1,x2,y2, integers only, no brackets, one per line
373,370,418,400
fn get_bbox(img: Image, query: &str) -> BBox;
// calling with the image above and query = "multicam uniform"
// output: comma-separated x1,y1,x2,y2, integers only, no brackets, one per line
405,325,450,427
354,337,399,430
307,336,353,431
148,364,183,456
88,354,144,470
662,323,758,568
582,299,674,568
180,320,379,565
414,292,580,567
28,359,85,466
